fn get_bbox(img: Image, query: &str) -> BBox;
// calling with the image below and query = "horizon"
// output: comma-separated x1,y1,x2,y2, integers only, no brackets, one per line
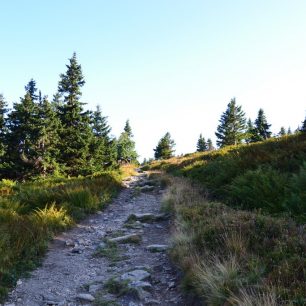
1,1,306,159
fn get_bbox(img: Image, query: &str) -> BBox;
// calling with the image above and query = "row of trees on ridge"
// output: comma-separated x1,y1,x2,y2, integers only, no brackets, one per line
153,98,306,159
0,53,138,179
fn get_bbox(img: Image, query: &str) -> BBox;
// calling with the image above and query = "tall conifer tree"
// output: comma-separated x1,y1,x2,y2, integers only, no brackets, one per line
301,115,306,132
206,138,214,151
117,120,137,163
89,105,117,170
252,108,272,141
154,132,175,159
6,81,41,177
0,94,8,158
196,134,207,152
57,53,93,174
35,96,61,175
215,98,246,147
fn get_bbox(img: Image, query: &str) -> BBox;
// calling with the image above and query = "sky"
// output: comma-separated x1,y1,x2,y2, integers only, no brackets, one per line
1,1,306,160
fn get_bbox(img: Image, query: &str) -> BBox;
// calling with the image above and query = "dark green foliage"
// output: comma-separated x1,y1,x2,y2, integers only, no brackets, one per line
89,105,117,171
215,98,246,147
227,167,288,213
0,94,8,158
245,118,256,143
35,96,61,175
0,172,123,301
251,108,272,142
301,115,306,132
206,138,214,151
91,105,111,139
6,85,41,178
117,121,137,163
279,126,286,136
24,79,39,101
284,162,306,222
154,132,176,159
0,54,132,179
164,178,305,305
123,119,133,137
196,134,207,152
287,127,292,135
151,134,306,220
57,53,94,175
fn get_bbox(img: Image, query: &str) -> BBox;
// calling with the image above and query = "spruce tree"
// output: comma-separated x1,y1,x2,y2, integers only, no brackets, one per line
287,127,292,135
215,98,246,147
206,138,214,151
123,120,133,137
301,115,306,132
57,53,93,174
89,105,117,170
25,79,39,102
154,132,175,159
253,108,272,141
117,121,137,163
196,134,207,152
0,94,8,158
91,105,111,140
245,118,257,143
35,96,61,175
279,126,286,137
6,85,40,177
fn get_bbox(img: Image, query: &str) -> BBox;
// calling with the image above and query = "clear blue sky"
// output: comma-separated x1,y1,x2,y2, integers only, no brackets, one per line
1,1,306,159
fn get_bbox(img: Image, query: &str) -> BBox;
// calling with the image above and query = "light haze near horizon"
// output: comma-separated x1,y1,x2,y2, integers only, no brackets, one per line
1,1,306,160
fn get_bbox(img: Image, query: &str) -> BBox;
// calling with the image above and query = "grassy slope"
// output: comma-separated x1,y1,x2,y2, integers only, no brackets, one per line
148,135,306,305
150,134,306,222
0,165,136,301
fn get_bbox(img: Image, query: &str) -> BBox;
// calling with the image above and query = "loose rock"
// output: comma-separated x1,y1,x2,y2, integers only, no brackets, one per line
146,245,169,252
109,233,142,244
121,270,151,282
76,293,95,302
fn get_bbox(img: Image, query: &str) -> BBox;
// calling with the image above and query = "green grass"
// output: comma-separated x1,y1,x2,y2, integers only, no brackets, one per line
162,177,305,305
0,171,124,302
149,133,306,222
93,241,123,262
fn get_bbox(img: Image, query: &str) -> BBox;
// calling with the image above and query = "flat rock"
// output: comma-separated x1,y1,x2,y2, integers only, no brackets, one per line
65,239,75,247
146,245,168,252
140,185,155,192
109,234,141,244
121,269,151,282
127,213,167,223
76,293,95,302
129,281,152,291
88,284,101,294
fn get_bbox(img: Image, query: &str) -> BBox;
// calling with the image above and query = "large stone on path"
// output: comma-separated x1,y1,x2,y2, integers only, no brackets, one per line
127,213,168,223
76,293,95,302
146,244,169,252
121,269,151,282
108,233,141,244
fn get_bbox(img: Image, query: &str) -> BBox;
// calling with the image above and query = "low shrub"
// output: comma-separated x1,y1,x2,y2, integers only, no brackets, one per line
150,134,306,220
0,170,124,302
165,177,305,305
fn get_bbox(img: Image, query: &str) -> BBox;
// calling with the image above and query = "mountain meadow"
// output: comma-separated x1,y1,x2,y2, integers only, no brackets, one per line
146,133,306,305
0,52,305,305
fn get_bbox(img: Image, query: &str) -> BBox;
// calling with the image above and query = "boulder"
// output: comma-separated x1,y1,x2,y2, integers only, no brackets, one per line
146,245,168,252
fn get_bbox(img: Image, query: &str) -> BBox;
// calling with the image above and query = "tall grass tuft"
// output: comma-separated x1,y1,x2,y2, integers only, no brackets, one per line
163,176,305,305
0,170,124,302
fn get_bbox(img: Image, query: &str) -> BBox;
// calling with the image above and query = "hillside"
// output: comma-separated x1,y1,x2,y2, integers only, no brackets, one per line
146,134,306,305
149,133,306,222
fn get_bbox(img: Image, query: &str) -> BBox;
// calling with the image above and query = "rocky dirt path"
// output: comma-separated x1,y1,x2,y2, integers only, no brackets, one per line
5,172,190,306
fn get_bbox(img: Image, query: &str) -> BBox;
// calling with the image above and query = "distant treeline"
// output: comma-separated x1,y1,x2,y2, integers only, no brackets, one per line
0,53,138,179
152,98,306,160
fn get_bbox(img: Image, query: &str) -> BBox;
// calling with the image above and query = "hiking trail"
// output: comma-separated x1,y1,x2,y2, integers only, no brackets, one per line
5,171,191,306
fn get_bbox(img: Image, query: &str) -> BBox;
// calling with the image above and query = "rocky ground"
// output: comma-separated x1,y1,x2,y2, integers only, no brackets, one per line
4,172,193,306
